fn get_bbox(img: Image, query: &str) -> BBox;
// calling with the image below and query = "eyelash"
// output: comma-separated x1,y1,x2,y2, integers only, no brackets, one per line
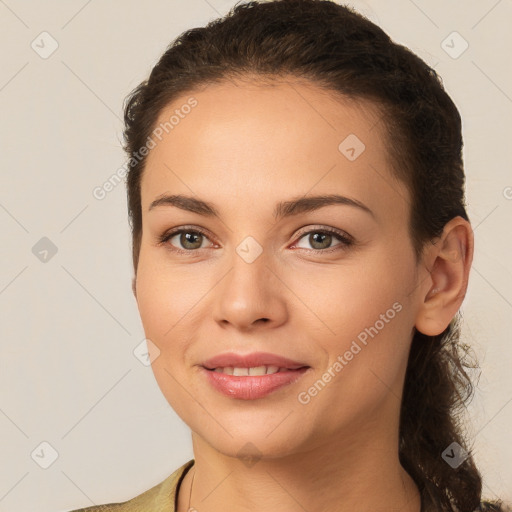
157,225,354,255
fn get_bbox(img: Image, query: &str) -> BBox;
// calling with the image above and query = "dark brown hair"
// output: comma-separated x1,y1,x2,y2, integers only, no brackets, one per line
122,1,510,511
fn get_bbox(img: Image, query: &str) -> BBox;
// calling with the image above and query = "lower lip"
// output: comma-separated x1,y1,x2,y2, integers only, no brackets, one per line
201,367,310,400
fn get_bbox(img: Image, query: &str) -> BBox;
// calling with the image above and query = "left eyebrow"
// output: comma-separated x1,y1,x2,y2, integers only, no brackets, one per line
148,193,375,220
274,194,375,220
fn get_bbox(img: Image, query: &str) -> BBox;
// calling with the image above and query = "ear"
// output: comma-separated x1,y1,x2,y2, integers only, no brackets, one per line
415,216,474,336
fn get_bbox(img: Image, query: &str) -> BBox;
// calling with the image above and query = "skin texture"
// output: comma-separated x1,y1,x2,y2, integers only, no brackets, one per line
132,78,474,512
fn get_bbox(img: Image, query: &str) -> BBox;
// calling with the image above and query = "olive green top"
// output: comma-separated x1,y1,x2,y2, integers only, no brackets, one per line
66,458,509,512
67,459,195,512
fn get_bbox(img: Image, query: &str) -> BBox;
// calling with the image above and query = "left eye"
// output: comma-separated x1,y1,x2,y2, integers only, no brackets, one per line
294,229,353,251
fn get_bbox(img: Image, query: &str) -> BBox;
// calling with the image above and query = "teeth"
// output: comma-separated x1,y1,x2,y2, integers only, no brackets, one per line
213,365,283,376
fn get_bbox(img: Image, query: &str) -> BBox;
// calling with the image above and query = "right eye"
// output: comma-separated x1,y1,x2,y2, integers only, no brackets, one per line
158,227,216,253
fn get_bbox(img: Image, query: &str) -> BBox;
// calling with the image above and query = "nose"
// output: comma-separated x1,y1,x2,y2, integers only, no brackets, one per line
212,248,288,332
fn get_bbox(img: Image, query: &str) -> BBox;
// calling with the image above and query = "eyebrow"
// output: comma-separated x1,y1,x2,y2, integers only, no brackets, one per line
148,193,375,220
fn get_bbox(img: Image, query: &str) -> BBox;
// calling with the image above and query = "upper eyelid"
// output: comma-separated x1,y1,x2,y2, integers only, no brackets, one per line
295,225,352,239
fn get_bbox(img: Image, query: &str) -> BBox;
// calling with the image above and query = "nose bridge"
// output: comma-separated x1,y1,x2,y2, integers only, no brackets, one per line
213,234,287,328
226,235,272,304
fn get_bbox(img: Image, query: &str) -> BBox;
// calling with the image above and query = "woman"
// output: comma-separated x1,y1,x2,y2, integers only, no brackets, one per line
69,1,510,511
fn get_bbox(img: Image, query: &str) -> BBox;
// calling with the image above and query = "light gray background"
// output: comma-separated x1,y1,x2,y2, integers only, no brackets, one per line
1,1,511,511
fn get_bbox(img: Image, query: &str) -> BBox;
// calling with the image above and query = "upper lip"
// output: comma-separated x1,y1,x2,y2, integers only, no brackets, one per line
201,351,309,370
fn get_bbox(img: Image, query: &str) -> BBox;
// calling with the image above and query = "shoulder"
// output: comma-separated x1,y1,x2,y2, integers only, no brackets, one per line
65,459,195,512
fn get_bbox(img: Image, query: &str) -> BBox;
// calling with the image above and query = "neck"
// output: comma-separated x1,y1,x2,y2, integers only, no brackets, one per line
177,427,421,512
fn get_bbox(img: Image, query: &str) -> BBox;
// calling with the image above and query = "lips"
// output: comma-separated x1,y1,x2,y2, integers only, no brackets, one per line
201,351,309,371
202,366,310,400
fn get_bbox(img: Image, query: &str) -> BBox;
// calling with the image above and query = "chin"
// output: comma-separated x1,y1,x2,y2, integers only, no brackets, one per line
193,424,309,462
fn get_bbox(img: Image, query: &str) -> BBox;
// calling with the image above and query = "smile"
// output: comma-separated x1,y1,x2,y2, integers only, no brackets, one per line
201,366,310,400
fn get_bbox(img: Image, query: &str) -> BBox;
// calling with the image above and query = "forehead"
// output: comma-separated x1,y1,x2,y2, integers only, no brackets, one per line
140,78,409,223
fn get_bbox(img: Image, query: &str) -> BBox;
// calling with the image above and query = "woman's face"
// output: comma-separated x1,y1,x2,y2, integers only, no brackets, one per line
134,78,427,459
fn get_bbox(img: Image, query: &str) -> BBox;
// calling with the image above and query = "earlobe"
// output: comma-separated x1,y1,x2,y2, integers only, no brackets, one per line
414,216,474,337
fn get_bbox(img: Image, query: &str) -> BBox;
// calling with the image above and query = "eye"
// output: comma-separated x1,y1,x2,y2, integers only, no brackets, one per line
293,227,354,253
157,225,354,254
158,226,214,253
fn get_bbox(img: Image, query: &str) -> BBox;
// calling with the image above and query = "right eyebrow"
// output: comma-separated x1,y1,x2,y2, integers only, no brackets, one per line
149,194,219,216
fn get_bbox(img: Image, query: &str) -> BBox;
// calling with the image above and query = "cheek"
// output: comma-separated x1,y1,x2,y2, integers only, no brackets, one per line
297,258,406,334
134,248,222,398
135,248,208,341
301,250,416,374
294,269,415,431
134,253,203,413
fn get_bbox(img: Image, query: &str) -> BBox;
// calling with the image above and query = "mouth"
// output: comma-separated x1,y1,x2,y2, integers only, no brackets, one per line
199,351,311,400
200,365,311,400
203,365,309,376
201,351,310,373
